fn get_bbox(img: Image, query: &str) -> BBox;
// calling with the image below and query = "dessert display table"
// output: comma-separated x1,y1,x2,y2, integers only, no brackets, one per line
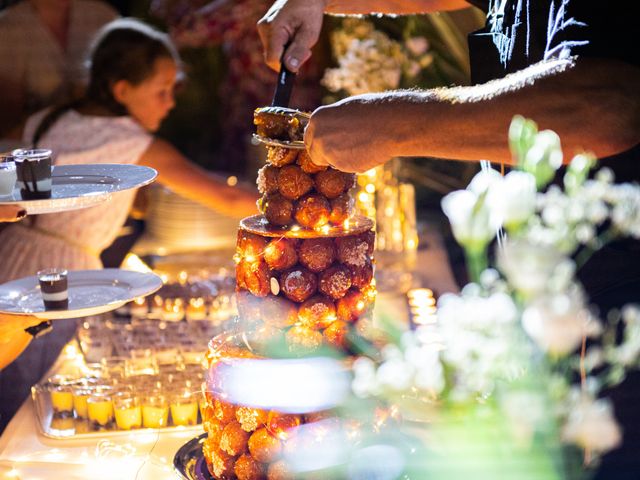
0,225,457,480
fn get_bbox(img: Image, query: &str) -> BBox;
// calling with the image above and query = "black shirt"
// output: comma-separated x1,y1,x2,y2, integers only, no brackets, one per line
466,2,640,479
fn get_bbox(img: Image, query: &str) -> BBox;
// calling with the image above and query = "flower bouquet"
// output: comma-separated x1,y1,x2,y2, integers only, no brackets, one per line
349,116,640,479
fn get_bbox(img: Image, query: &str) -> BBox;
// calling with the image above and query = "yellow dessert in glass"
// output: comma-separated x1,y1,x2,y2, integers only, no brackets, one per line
170,390,198,426
113,393,142,430
72,387,92,419
50,386,74,416
87,393,114,428
142,393,168,428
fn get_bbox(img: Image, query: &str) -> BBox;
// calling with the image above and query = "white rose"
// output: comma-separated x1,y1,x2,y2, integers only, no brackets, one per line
562,395,622,454
497,239,566,298
441,189,499,251
521,292,598,356
499,171,537,230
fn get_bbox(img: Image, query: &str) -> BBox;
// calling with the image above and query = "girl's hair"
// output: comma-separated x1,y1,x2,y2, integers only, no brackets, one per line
33,18,181,146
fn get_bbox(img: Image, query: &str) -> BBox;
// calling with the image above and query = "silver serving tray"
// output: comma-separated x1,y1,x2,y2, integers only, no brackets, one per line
0,163,157,214
0,269,163,319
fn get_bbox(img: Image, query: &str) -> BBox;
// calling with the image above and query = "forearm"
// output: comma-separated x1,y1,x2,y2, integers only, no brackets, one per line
140,139,259,218
325,0,469,14
158,162,259,218
387,58,639,164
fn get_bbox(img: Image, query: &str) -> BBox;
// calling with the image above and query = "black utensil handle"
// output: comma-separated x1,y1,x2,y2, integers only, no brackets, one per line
271,64,296,107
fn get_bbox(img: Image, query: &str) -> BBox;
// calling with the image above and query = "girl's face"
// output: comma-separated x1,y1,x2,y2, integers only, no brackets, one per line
113,57,179,132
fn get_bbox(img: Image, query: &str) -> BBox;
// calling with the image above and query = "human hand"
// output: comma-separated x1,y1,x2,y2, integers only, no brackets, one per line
0,313,41,344
304,94,402,173
0,205,26,222
257,0,326,72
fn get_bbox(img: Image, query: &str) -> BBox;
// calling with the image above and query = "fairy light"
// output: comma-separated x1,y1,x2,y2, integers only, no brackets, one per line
365,183,376,194
407,288,437,328
177,270,188,284
320,225,331,235
358,192,370,203
226,176,238,187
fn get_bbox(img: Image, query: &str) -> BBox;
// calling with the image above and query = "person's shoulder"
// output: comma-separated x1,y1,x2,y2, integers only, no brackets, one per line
72,0,119,22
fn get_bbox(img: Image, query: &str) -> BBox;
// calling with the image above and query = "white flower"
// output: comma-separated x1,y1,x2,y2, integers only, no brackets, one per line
376,358,412,391
502,391,546,444
522,130,563,188
467,168,503,196
499,171,537,230
441,189,500,251
521,291,600,355
497,238,568,298
562,393,621,454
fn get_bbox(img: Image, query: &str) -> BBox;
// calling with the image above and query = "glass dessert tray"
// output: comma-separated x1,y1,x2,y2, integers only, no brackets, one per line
31,383,203,440
0,163,157,214
0,269,163,320
174,433,213,480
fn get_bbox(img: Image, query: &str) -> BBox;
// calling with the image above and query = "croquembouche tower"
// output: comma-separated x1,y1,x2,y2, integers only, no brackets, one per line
200,107,377,479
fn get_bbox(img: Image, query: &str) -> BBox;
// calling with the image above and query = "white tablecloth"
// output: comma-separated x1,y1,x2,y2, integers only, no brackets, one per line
0,225,458,480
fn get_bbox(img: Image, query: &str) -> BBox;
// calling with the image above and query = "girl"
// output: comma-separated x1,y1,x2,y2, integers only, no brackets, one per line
0,18,257,431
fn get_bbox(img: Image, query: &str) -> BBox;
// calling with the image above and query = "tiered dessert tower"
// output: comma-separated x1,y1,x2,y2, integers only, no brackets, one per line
200,108,377,479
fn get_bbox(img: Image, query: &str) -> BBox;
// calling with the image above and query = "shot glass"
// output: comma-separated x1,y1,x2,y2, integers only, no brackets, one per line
72,386,93,419
113,392,142,430
100,356,128,380
0,160,17,196
125,349,158,377
12,148,53,199
50,384,74,418
38,268,68,310
142,392,169,428
169,389,199,426
87,392,114,429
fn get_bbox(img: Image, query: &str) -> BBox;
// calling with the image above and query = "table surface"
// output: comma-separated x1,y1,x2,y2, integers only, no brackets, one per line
0,226,458,480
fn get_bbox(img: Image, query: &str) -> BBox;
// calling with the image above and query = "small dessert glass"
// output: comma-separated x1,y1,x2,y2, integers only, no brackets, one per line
37,268,68,310
50,384,74,418
12,148,53,200
72,386,94,419
142,391,169,428
87,392,114,429
169,388,199,426
0,160,17,196
113,392,142,430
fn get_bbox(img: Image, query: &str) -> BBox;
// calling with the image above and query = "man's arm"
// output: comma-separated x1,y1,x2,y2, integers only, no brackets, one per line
305,57,640,172
258,0,468,71
326,0,468,14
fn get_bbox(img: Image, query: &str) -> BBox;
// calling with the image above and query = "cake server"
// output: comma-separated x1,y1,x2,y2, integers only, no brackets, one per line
271,52,296,108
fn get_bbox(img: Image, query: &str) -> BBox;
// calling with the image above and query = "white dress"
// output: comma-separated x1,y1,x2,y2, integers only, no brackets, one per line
0,110,152,431
0,110,153,283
